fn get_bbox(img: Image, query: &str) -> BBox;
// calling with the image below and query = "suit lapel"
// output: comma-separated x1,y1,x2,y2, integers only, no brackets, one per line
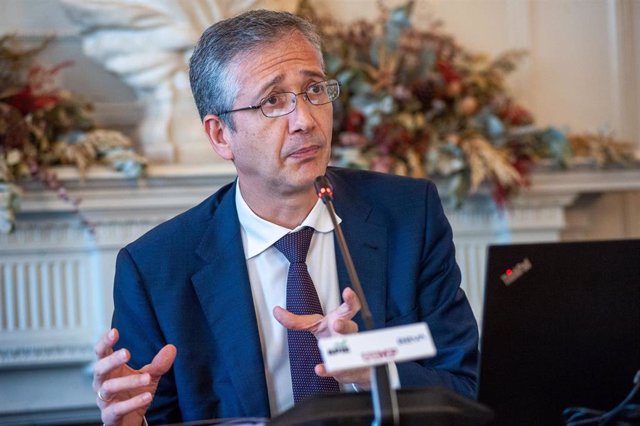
330,174,388,330
187,172,388,415
191,183,270,417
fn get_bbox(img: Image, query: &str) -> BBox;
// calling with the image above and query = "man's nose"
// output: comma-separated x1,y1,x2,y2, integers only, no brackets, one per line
288,94,315,133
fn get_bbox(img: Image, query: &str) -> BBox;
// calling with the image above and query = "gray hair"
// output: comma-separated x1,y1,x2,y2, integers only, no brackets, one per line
188,9,323,132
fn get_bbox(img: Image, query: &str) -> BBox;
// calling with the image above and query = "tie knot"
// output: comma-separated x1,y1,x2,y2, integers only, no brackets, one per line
274,227,314,264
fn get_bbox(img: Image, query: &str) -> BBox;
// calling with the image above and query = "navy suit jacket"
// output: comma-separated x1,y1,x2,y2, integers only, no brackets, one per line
112,167,479,424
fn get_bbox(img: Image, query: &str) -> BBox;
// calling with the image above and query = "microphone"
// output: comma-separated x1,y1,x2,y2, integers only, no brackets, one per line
314,176,373,330
314,175,399,425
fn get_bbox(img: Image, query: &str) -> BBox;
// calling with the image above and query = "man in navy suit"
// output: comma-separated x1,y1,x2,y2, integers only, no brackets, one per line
92,9,479,426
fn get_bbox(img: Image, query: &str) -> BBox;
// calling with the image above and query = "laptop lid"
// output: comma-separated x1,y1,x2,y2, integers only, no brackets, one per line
478,239,640,426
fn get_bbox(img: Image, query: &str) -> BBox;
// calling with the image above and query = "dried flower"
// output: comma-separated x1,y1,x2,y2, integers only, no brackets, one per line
0,35,147,233
297,0,635,207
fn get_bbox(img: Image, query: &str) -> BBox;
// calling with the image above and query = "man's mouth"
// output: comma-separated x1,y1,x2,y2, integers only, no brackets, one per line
289,145,322,159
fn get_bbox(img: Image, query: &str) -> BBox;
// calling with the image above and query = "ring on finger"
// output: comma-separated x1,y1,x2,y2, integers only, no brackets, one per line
97,390,113,402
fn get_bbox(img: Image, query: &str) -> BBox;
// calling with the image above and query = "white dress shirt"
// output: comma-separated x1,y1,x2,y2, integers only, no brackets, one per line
235,183,342,415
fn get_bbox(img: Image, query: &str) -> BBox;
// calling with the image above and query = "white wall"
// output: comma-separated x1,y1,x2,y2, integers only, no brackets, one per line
1,0,638,146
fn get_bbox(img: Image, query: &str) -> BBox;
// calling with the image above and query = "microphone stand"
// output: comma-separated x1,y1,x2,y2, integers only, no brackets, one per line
315,176,399,426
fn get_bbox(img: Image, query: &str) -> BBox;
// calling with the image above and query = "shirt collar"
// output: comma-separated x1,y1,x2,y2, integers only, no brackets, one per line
235,181,341,260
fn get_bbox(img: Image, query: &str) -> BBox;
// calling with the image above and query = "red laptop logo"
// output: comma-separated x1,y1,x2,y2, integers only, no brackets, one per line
500,258,532,286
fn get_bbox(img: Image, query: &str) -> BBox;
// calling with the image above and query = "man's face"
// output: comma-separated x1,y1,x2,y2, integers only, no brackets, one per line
215,32,333,200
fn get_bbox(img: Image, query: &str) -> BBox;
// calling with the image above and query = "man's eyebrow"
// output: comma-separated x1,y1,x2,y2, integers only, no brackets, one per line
255,70,327,99
256,75,284,99
301,70,327,80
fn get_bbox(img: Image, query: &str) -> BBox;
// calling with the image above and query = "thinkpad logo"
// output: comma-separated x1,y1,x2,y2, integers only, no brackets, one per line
500,258,532,286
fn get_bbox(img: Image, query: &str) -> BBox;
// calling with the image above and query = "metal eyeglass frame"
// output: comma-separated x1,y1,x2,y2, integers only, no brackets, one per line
218,79,341,118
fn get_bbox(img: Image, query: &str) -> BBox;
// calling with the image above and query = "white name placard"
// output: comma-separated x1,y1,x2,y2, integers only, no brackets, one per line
318,322,436,372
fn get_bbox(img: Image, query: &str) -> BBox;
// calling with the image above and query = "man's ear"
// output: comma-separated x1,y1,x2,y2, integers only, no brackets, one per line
203,114,234,161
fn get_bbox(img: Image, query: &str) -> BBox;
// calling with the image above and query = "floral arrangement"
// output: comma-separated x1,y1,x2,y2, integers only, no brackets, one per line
298,1,635,206
0,35,147,233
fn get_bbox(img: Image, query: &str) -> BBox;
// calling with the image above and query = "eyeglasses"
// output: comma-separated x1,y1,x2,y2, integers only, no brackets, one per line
219,79,340,118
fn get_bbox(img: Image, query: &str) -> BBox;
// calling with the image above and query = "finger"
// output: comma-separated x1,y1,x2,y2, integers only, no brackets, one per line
336,287,361,320
141,344,177,378
93,348,130,391
331,318,358,334
95,328,118,359
101,373,151,398
321,288,361,337
315,363,370,388
315,363,330,377
101,392,152,425
96,391,112,409
272,306,323,331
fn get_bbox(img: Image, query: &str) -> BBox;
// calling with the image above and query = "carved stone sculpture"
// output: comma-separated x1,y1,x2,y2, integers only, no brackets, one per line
60,0,297,164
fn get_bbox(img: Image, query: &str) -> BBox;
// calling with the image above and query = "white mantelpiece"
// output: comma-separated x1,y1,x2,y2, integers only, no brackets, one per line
1,165,639,425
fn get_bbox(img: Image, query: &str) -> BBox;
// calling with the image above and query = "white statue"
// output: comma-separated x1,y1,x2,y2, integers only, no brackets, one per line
60,0,298,164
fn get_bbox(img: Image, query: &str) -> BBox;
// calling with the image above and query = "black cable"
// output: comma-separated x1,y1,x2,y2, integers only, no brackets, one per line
599,378,639,425
563,370,640,425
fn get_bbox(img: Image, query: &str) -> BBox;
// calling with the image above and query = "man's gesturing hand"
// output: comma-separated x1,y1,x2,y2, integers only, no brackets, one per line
93,328,176,426
273,287,370,389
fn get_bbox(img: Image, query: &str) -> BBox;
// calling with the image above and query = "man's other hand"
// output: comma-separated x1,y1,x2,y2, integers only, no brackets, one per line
93,328,176,426
273,287,370,389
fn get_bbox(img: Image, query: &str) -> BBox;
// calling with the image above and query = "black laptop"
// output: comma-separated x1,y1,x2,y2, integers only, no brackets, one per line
478,239,640,425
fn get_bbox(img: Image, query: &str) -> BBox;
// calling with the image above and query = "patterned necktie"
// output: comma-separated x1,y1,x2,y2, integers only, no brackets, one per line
273,226,340,403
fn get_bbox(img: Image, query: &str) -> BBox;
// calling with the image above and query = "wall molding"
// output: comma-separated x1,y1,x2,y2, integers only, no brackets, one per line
0,343,93,368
